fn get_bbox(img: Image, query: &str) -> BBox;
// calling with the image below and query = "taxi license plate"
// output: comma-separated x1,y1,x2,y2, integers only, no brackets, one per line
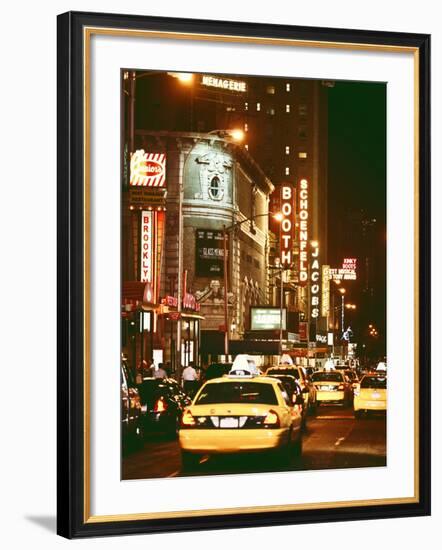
372,392,380,398
220,417,238,428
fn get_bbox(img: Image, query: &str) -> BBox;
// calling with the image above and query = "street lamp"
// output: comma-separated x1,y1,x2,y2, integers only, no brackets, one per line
338,287,346,335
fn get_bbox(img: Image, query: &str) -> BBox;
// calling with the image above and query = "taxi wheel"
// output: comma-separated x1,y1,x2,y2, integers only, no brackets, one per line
181,451,200,472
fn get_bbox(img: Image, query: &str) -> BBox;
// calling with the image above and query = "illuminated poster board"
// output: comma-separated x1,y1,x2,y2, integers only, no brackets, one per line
195,229,226,276
250,307,287,331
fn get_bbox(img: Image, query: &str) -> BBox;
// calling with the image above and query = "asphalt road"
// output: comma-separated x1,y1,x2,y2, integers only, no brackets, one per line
122,405,386,480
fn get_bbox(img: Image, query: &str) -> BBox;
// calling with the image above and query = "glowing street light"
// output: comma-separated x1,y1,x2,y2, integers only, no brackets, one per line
167,72,194,84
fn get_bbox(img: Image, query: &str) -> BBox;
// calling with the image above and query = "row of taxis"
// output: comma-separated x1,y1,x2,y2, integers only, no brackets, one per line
307,363,387,417
179,359,304,470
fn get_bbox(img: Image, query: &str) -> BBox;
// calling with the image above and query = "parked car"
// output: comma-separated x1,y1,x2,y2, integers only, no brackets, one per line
121,360,143,452
138,377,191,437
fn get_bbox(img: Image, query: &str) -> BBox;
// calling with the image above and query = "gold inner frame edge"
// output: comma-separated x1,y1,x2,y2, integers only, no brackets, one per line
82,26,420,524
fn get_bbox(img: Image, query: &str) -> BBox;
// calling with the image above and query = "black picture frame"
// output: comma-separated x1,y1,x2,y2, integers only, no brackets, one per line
57,11,431,539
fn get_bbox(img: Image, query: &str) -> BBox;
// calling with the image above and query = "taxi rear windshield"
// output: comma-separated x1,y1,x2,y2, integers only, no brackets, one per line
312,372,343,382
267,368,301,380
196,382,278,405
361,376,387,389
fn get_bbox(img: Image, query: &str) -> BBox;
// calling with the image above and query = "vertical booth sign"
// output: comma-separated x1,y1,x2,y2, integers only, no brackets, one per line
280,184,295,266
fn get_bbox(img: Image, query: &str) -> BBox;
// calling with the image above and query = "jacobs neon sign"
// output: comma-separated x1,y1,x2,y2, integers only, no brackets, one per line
310,242,320,319
298,178,309,283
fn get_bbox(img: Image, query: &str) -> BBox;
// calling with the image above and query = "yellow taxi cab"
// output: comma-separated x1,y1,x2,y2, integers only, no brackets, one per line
179,369,303,470
353,374,387,417
310,370,353,407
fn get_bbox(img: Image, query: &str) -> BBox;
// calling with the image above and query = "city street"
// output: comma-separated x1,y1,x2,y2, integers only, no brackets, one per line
122,405,386,479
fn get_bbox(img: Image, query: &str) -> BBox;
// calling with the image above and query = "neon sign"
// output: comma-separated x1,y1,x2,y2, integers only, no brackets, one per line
280,185,295,266
201,75,247,92
298,178,309,283
310,242,320,319
130,150,166,187
330,258,357,281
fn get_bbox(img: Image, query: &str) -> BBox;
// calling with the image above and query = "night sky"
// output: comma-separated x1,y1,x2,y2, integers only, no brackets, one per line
328,81,386,226
327,81,386,351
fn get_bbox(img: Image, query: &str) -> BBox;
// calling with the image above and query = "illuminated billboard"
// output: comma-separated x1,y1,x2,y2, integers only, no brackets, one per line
330,258,357,282
250,307,287,331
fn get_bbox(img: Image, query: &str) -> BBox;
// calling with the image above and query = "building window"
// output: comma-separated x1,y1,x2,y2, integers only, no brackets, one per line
244,144,249,150
299,104,307,116
244,102,248,111
298,126,307,139
256,102,261,111
253,259,260,269
246,254,252,263
267,107,275,116
285,146,290,155
208,176,221,200
286,104,291,113
285,167,290,175
286,83,291,92
266,85,275,94
298,152,308,159
244,123,249,132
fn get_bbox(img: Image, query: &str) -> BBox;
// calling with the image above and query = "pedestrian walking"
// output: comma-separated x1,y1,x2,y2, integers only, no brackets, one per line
182,362,199,397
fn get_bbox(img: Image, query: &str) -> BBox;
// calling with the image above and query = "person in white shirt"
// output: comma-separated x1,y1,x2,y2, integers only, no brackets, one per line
182,362,199,397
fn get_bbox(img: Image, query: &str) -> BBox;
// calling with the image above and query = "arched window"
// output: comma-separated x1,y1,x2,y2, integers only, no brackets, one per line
209,176,221,200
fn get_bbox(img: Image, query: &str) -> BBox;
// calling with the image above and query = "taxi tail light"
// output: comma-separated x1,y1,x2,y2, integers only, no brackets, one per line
154,398,167,413
263,410,280,427
181,409,196,427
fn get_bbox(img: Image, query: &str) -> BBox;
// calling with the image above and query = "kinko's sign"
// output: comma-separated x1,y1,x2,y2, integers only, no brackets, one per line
130,150,166,187
298,178,309,283
310,242,320,319
280,185,295,266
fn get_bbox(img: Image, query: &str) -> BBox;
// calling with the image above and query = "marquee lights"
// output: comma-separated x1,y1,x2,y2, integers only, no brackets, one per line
298,178,309,282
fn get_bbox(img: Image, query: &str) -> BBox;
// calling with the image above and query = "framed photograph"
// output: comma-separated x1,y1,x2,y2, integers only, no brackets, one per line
57,11,431,538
